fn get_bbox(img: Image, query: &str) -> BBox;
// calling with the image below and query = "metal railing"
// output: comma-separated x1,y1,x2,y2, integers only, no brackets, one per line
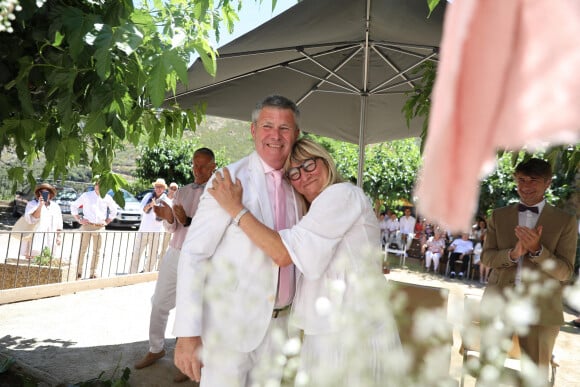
0,229,169,290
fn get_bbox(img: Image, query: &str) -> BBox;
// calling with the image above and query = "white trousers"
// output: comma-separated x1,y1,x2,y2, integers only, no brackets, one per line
425,251,442,270
200,315,290,387
131,231,162,273
148,246,180,353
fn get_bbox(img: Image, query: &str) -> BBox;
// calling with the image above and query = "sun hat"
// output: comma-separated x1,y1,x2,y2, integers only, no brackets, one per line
34,183,57,198
152,178,167,189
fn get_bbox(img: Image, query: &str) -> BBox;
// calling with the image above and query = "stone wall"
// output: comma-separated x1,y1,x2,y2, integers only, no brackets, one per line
0,260,75,289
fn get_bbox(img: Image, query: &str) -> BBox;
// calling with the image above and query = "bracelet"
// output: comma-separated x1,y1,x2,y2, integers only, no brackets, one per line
232,208,249,226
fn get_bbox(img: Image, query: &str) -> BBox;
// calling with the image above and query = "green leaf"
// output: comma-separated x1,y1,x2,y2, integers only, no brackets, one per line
146,56,167,107
85,112,107,134
114,23,144,56
111,114,126,139
44,124,61,163
61,6,88,60
53,31,65,47
193,43,217,77
166,50,189,86
427,0,442,18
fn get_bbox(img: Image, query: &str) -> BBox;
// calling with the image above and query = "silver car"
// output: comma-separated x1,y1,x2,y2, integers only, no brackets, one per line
105,189,142,229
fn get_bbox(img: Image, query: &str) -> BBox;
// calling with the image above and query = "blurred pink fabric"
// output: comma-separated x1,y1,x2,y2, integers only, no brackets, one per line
416,0,580,231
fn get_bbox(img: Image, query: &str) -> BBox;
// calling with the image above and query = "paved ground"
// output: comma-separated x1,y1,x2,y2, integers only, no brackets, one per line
1,268,579,386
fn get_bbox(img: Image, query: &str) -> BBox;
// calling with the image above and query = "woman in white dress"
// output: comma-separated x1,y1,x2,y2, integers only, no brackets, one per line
20,183,63,260
210,138,401,386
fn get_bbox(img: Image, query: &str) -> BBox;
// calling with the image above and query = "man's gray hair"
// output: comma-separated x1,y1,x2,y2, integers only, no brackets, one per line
251,95,300,129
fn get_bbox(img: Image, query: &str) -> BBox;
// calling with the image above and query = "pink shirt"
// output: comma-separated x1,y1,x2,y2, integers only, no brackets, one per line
164,183,205,250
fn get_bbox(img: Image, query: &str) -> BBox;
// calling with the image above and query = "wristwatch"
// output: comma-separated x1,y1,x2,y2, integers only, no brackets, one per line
529,247,542,257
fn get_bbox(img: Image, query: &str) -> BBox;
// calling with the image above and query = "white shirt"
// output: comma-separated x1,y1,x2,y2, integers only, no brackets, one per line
385,217,399,232
399,215,416,235
450,238,474,254
71,190,118,224
515,200,545,283
138,192,167,232
25,199,63,232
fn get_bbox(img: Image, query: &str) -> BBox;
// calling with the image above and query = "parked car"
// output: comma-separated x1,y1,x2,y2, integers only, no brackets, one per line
13,186,80,228
106,189,142,229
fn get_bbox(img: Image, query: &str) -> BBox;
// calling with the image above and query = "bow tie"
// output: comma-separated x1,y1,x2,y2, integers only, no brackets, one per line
518,203,539,214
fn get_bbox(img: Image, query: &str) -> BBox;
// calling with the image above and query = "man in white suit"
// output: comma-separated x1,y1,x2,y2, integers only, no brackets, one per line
174,95,301,386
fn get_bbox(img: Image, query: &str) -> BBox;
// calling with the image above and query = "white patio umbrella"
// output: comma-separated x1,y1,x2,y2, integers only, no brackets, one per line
168,0,446,182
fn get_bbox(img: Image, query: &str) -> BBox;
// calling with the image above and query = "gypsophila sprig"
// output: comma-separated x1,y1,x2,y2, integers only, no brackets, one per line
0,0,22,33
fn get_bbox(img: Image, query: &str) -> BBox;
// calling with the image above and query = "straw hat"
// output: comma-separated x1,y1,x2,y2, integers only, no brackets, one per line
34,183,57,198
152,178,167,189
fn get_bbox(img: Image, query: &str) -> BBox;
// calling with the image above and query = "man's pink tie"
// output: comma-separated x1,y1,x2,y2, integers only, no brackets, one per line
272,170,294,307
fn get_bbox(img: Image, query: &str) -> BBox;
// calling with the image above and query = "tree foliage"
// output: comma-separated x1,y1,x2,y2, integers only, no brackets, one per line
313,135,422,215
478,146,579,216
135,138,230,187
0,0,242,196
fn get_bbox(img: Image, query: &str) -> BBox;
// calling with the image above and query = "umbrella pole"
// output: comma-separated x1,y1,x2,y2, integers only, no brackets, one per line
357,94,367,188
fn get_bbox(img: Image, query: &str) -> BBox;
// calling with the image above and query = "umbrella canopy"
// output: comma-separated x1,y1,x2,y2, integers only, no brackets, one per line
170,0,446,178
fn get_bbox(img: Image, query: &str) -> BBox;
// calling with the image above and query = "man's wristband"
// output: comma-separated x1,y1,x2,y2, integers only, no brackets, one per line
232,208,249,226
507,249,520,263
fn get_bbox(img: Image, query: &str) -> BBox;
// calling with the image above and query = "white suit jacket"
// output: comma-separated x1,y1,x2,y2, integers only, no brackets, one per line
174,152,300,352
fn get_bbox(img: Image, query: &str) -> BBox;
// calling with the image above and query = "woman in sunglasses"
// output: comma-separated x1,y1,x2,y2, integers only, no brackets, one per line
210,137,401,386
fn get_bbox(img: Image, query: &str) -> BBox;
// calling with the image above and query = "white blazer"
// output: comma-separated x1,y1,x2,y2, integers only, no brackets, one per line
174,152,300,352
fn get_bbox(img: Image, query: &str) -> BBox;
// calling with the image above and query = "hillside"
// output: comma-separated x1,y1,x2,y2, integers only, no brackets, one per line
0,116,255,182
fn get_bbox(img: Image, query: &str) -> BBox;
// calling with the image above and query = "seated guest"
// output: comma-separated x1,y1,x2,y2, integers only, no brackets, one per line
385,212,400,247
378,211,388,248
447,232,474,279
399,207,416,250
423,230,446,273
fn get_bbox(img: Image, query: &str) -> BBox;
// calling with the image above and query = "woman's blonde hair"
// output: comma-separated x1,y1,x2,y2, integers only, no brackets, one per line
285,138,343,191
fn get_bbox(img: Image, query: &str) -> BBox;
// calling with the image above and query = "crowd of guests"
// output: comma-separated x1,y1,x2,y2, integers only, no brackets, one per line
379,208,491,282
15,177,181,279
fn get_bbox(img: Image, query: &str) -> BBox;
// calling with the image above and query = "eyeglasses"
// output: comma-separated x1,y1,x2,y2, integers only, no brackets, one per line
170,187,178,191
286,158,320,181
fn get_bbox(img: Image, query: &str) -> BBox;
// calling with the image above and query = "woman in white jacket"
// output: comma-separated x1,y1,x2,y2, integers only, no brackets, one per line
20,183,63,259
210,138,401,386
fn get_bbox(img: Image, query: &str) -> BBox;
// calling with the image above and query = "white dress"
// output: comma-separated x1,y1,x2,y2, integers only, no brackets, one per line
279,183,401,386
20,200,63,259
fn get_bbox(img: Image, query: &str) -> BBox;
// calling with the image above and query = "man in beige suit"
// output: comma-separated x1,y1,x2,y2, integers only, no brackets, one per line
481,158,577,382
